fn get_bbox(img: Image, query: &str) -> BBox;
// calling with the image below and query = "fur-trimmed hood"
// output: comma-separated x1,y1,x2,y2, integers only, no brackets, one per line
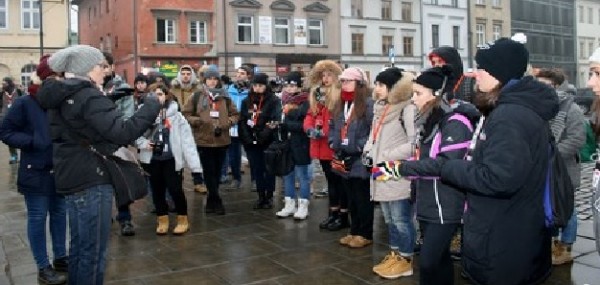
171,64,199,90
374,71,414,105
308,60,342,87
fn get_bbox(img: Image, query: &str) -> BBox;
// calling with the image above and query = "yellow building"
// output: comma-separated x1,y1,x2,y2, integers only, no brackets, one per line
0,0,71,87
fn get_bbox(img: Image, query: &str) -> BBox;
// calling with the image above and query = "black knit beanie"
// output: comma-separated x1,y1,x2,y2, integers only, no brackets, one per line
375,67,404,90
415,66,452,95
252,73,269,85
475,37,529,86
284,71,303,88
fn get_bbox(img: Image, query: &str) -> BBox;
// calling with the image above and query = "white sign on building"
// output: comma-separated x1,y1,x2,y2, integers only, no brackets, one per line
294,19,307,45
259,16,272,44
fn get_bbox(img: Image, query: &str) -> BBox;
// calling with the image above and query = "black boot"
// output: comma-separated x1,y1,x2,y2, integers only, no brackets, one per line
119,220,135,236
205,195,216,213
261,191,273,209
253,191,266,210
38,266,66,285
319,210,338,229
53,256,68,273
214,197,226,215
327,211,349,231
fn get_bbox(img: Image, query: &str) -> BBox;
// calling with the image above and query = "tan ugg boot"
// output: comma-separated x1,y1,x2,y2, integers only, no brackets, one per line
156,215,169,235
173,215,189,235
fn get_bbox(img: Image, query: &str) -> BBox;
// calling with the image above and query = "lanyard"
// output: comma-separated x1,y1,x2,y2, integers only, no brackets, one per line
207,94,219,111
465,116,486,161
453,75,465,93
252,95,264,126
341,102,354,140
371,105,390,144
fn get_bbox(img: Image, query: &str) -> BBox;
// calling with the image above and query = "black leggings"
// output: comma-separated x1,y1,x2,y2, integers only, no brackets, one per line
342,177,374,239
419,221,460,285
198,146,227,200
147,158,187,216
319,160,347,209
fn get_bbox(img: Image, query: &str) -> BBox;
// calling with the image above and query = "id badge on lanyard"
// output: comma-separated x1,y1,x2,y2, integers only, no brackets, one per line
341,102,353,145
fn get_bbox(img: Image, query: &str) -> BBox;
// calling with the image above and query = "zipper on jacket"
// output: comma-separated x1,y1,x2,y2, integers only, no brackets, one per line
434,179,444,224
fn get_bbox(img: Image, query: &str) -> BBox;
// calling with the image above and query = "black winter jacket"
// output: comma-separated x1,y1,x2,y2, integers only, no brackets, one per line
400,103,478,224
441,77,558,285
281,101,311,166
36,78,160,195
238,92,281,149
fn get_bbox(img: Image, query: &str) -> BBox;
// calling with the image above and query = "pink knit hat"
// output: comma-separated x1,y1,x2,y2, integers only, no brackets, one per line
339,67,366,82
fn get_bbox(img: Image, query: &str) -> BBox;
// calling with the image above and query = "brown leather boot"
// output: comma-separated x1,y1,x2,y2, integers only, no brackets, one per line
156,215,169,235
173,215,189,235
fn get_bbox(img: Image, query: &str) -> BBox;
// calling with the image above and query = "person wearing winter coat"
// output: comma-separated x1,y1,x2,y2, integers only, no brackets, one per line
536,68,586,265
377,66,477,285
0,57,68,285
303,59,348,231
364,68,417,279
183,69,239,215
275,72,312,220
223,66,253,188
1,76,23,163
170,64,202,107
440,38,556,285
587,47,600,256
136,83,201,235
428,46,476,104
238,73,281,209
133,73,149,109
37,45,163,285
329,67,374,248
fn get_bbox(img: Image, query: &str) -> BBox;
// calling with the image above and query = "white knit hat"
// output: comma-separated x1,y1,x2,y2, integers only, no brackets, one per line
49,45,104,77
589,47,600,64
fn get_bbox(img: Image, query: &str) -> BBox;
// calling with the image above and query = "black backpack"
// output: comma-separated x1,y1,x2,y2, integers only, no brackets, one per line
543,133,575,228
264,128,294,176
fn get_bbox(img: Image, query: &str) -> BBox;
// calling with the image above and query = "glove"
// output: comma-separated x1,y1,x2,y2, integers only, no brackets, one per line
371,166,392,181
306,128,316,138
375,160,402,180
314,129,323,139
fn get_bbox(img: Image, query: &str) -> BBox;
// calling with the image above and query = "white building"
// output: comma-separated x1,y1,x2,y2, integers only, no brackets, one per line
576,0,600,88
421,0,469,69
340,0,422,81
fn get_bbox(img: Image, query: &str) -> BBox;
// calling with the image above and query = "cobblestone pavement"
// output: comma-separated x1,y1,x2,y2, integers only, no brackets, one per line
0,147,598,285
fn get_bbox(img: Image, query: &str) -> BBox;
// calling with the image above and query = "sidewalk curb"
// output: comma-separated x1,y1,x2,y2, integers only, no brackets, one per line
0,237,12,285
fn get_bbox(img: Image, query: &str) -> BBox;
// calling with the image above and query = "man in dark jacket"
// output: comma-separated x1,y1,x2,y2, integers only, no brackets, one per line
37,45,162,285
440,38,556,285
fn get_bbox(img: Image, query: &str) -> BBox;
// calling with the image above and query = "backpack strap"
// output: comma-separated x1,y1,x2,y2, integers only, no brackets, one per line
429,113,474,158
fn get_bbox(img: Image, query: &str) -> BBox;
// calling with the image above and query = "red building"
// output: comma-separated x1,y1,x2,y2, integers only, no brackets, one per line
74,0,217,83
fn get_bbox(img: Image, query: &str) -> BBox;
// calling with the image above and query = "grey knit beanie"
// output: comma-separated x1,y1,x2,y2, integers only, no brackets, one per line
49,45,105,77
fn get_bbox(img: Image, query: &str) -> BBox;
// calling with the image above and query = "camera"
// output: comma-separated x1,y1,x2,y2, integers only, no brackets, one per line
214,126,223,137
153,140,165,156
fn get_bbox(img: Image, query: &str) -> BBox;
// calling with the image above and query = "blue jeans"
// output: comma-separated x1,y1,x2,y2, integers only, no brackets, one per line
66,184,113,285
380,199,416,255
556,210,578,244
222,137,242,181
23,193,67,269
284,164,311,199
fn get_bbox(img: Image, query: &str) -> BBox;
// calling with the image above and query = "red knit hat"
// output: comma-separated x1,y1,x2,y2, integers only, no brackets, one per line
36,54,55,80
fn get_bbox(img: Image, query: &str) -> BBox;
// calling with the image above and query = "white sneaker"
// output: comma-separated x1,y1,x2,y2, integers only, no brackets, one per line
293,199,310,220
276,197,296,218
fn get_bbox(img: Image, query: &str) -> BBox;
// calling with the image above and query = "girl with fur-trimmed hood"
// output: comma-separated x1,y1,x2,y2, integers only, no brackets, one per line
303,60,348,230
363,67,417,279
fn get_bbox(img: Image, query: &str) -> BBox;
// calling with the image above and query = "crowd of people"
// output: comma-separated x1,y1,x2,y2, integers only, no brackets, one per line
0,37,600,285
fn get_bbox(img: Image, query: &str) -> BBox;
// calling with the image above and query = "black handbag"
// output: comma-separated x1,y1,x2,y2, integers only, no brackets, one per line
264,129,294,176
90,146,149,208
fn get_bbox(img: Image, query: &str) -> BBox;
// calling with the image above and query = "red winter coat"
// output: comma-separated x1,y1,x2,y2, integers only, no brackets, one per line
303,104,334,160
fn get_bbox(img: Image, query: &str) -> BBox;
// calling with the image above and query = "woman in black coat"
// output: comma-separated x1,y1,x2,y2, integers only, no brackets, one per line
440,38,556,285
238,73,281,209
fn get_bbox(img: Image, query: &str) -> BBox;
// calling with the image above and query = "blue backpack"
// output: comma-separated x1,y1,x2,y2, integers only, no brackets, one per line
543,134,575,228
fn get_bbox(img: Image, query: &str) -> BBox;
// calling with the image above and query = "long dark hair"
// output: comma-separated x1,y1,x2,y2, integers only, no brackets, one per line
591,98,600,136
473,84,502,116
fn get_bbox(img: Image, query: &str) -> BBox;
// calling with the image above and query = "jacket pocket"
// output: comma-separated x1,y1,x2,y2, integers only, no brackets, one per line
463,213,491,268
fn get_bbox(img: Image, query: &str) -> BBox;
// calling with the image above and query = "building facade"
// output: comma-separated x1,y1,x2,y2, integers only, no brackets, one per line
511,0,577,84
421,0,469,69
340,0,422,80
216,0,341,79
74,0,217,83
469,0,511,68
0,0,70,86
576,0,600,88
